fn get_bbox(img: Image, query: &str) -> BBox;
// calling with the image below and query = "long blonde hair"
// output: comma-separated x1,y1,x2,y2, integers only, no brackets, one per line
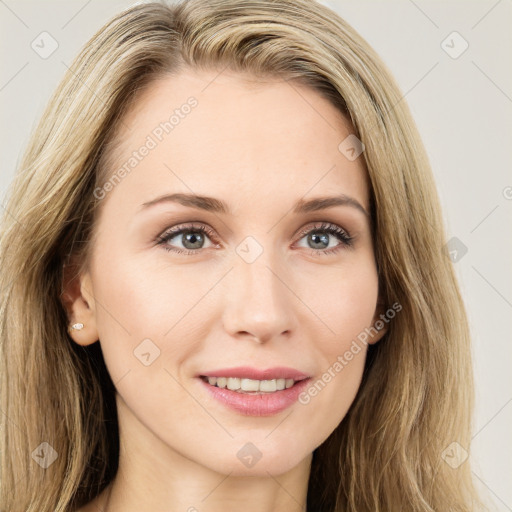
0,0,486,510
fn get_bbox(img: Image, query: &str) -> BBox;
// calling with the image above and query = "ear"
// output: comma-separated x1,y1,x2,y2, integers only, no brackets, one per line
61,258,99,346
367,296,390,345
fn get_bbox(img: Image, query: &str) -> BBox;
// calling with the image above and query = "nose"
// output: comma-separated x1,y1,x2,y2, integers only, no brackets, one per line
222,253,297,344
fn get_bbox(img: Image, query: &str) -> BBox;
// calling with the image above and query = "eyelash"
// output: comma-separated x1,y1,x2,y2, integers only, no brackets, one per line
155,221,353,256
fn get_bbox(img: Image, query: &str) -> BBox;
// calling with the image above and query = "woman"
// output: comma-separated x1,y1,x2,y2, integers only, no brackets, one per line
0,0,486,510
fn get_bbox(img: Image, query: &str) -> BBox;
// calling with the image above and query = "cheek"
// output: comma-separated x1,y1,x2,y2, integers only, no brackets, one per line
94,244,212,324
292,257,378,434
89,251,209,447
98,253,178,350
314,254,379,351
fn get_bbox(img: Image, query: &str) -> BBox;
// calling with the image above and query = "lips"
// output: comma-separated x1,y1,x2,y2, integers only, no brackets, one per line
197,366,311,416
198,366,310,381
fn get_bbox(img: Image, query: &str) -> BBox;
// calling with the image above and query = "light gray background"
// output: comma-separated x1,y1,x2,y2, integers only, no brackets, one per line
1,0,511,509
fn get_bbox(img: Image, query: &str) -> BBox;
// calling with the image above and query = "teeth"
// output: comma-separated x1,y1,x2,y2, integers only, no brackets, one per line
241,378,260,392
227,377,241,390
259,379,277,392
203,376,299,392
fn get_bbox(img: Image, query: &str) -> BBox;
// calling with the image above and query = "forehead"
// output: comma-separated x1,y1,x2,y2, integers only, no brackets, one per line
102,68,370,213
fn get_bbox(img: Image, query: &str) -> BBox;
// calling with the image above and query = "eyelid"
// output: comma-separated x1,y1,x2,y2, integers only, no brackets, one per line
156,222,219,246
294,221,351,241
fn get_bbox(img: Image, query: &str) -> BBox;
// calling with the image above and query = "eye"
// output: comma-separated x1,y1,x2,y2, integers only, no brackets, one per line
156,221,353,256
294,222,353,255
156,223,218,255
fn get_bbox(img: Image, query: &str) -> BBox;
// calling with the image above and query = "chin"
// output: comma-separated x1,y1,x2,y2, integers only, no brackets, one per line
198,440,312,477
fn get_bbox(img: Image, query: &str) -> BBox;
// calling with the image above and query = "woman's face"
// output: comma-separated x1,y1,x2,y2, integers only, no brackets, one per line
71,68,385,477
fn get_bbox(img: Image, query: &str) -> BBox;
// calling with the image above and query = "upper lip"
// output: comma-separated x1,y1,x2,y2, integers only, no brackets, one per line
199,366,310,381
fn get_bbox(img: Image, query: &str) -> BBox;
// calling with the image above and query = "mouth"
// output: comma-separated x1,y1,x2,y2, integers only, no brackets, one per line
199,375,306,394
196,366,311,416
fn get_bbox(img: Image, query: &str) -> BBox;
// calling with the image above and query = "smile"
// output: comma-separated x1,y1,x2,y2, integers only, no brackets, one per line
200,376,298,393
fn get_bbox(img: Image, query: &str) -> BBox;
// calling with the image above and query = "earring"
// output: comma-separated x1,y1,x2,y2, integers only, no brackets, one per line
69,322,84,331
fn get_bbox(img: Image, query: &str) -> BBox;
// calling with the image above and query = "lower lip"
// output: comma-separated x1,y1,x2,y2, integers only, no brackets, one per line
198,378,311,416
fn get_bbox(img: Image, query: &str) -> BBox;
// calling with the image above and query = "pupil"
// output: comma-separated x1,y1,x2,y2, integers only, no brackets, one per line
183,231,204,249
309,232,329,249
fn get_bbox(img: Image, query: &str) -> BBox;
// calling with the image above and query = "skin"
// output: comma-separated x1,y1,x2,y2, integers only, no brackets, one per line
65,68,387,512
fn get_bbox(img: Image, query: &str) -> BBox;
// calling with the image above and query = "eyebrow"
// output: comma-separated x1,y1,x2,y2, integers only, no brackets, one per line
140,192,370,217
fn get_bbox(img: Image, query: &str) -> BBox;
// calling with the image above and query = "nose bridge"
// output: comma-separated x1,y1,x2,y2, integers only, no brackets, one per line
222,238,295,341
240,255,281,309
